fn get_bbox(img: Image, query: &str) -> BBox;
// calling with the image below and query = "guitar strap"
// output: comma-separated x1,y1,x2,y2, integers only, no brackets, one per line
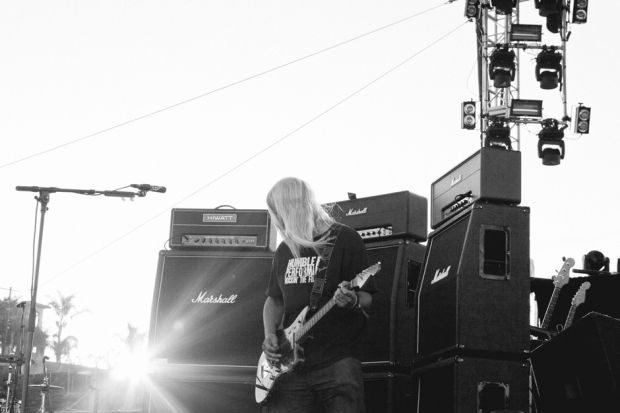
308,224,342,312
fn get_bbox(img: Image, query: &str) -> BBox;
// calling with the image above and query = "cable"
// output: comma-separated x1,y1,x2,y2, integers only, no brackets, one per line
40,20,469,286
466,57,478,98
0,2,452,171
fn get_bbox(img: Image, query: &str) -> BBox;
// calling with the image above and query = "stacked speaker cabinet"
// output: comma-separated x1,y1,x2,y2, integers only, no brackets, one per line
415,356,530,413
144,366,261,413
413,148,531,413
416,203,531,359
363,371,415,413
328,190,428,412
362,239,426,370
145,249,273,413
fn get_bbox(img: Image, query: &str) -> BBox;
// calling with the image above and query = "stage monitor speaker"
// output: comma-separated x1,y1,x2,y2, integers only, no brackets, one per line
416,203,530,361
361,239,426,369
149,250,273,367
413,356,530,413
531,312,620,413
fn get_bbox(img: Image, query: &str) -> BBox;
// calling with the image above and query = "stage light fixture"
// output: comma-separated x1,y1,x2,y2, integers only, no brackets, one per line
537,119,565,166
572,0,589,24
535,0,560,16
546,12,562,34
491,0,517,15
485,122,512,149
572,105,591,134
535,47,563,90
510,24,543,42
583,250,609,271
489,47,516,88
535,0,563,33
464,0,479,18
461,101,477,130
510,99,543,118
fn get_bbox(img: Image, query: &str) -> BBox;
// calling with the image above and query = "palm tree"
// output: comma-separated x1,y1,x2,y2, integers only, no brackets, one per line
123,323,145,354
0,297,48,356
48,291,88,367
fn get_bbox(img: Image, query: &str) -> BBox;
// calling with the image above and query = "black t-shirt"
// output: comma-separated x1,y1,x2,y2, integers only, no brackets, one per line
266,223,378,370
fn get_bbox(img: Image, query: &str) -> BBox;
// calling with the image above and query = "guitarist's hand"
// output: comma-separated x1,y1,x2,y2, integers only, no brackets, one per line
262,333,281,362
334,281,358,308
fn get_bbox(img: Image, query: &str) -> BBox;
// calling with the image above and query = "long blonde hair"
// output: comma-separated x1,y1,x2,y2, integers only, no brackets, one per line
266,177,335,258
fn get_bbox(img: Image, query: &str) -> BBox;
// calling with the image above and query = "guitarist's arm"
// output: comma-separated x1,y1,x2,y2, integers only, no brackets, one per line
262,296,284,362
335,282,372,310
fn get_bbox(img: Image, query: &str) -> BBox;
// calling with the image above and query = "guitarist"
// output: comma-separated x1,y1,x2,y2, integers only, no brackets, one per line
262,177,377,413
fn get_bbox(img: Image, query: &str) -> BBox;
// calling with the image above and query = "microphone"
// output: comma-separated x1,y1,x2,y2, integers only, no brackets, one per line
130,184,166,193
16,301,27,308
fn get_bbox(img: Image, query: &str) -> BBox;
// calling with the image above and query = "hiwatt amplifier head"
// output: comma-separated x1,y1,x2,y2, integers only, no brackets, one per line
168,208,277,251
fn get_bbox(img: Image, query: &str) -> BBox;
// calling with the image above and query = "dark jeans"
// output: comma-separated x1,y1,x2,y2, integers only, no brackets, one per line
266,357,365,413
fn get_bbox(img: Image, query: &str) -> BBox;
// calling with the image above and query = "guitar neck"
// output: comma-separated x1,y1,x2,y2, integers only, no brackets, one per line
541,286,562,330
300,299,337,337
299,278,362,337
565,305,578,329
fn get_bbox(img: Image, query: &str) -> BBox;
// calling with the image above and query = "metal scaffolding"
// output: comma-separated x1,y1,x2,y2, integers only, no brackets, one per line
476,0,570,149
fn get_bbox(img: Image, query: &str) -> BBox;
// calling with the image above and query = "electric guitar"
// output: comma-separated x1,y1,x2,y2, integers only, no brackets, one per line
255,262,381,404
540,258,574,330
564,282,591,330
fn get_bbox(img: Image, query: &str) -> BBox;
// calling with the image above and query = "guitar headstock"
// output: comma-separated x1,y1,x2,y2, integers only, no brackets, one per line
571,282,591,306
352,262,381,288
552,258,575,288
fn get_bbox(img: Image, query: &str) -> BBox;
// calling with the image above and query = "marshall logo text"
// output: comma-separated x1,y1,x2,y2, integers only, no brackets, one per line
192,291,238,304
431,266,451,285
346,207,368,216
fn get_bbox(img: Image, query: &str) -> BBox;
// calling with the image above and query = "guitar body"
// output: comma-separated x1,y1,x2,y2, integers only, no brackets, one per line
255,263,381,405
255,308,308,404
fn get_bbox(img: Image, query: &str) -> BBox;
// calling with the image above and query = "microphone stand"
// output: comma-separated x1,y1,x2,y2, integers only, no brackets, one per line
37,357,52,413
15,185,140,408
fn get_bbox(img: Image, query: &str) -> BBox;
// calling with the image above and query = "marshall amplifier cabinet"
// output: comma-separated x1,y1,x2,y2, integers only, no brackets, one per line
416,203,531,362
328,191,428,242
413,356,530,413
169,208,276,251
149,249,273,367
363,371,414,413
431,147,521,229
144,365,261,413
361,239,426,369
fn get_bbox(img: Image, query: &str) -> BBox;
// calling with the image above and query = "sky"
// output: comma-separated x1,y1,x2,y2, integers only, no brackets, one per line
1,1,617,366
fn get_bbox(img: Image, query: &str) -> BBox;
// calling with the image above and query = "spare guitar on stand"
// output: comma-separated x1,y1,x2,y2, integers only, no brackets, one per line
540,258,575,331
563,282,591,330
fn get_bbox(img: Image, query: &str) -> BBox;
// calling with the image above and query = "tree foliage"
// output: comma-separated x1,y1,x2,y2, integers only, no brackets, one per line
0,297,48,355
48,291,89,366
123,323,146,354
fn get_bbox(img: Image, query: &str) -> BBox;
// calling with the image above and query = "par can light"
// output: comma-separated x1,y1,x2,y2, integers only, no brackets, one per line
572,105,591,134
